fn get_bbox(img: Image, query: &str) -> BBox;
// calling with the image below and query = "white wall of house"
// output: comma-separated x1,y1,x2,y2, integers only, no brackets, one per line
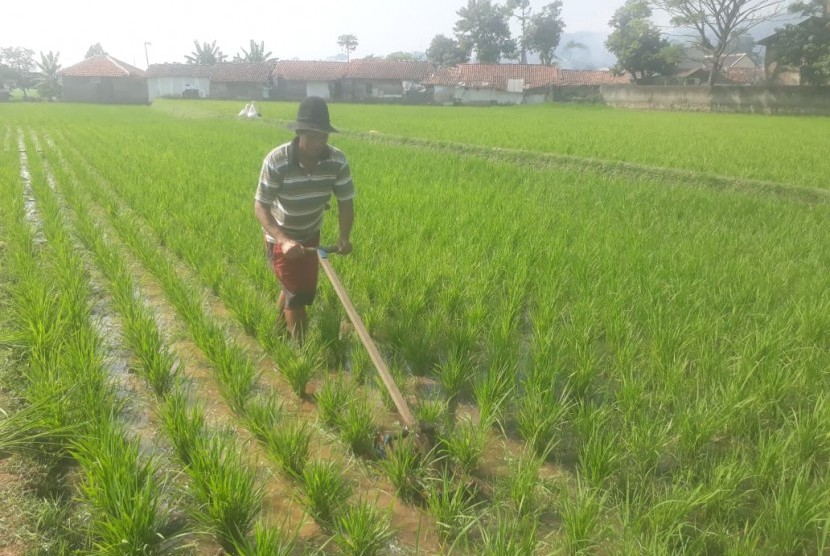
148,77,210,101
455,87,523,105
306,81,330,98
523,92,547,104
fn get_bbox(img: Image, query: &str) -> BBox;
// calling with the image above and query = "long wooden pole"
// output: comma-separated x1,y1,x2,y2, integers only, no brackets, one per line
313,250,417,429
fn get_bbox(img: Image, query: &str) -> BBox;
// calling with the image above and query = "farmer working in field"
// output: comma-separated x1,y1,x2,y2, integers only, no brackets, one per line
254,96,355,340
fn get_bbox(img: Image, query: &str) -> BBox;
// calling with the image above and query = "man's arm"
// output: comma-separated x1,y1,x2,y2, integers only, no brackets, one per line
254,201,304,258
336,199,354,255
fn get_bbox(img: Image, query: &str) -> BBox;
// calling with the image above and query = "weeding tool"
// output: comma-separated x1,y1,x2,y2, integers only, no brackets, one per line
303,245,417,432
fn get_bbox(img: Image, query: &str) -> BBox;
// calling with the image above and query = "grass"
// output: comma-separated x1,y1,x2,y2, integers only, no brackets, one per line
333,499,393,556
301,459,353,526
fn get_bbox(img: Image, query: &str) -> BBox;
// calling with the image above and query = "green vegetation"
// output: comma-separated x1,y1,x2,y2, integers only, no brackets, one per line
1,100,828,554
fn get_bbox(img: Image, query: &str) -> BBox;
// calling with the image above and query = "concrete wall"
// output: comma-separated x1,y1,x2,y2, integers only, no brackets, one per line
63,76,148,104
148,77,210,101
210,82,268,100
601,85,830,115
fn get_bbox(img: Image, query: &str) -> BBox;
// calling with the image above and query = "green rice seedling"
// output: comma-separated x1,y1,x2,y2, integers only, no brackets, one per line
440,416,487,476
243,391,283,444
478,509,538,556
515,386,572,458
576,405,622,489
315,373,351,429
276,340,320,399
340,395,376,458
72,418,173,554
160,387,206,468
498,449,544,519
374,361,410,413
434,348,472,410
233,519,301,556
0,399,76,455
188,430,263,552
301,459,353,526
334,498,394,556
314,299,349,367
472,362,514,428
559,481,607,556
265,418,312,480
425,469,480,544
764,470,827,555
414,396,449,434
347,340,373,385
381,436,427,503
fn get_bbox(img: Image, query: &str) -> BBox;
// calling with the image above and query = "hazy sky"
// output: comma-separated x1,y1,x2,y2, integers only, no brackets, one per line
4,0,625,69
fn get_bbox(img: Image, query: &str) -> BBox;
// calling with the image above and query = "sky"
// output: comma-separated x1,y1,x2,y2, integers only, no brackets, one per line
3,0,624,69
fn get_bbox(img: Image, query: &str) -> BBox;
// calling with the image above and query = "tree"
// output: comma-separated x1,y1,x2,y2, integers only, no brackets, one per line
453,0,517,63
426,34,470,66
337,34,359,62
85,43,106,58
606,0,683,81
235,40,275,62
526,1,565,66
36,50,62,99
386,51,425,61
507,0,532,63
771,0,830,85
0,47,36,98
652,0,789,87
185,40,227,64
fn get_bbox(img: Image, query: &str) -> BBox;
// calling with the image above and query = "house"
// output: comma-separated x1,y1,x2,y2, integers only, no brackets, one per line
271,60,346,100
209,61,276,100
669,48,762,85
553,70,631,101
759,1,830,85
59,54,148,104
146,63,212,101
341,60,434,102
425,64,560,105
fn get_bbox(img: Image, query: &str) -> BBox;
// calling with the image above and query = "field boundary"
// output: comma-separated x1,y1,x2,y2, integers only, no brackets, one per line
344,130,830,205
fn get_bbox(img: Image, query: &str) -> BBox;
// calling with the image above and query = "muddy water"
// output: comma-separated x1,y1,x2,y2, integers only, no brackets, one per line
16,134,45,246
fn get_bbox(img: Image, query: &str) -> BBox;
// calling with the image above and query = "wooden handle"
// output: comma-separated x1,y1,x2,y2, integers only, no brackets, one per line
317,255,416,429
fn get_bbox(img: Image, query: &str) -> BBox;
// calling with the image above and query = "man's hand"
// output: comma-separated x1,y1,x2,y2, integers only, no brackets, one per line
336,237,353,256
281,240,305,260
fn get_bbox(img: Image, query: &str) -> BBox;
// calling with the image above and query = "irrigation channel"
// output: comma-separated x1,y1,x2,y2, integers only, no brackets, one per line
1,102,829,555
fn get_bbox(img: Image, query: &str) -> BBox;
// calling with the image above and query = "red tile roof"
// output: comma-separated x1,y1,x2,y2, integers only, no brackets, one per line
558,69,631,86
424,64,560,91
344,60,434,80
273,60,346,81
210,61,276,83
59,55,146,78
146,63,213,78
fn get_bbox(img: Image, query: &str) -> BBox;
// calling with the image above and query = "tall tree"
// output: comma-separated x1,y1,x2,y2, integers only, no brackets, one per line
337,34,359,62
770,0,830,84
185,40,227,64
85,43,106,58
652,0,789,87
235,40,275,62
507,0,533,63
527,1,566,66
606,0,683,81
426,34,470,66
0,47,35,98
454,0,517,63
36,50,62,99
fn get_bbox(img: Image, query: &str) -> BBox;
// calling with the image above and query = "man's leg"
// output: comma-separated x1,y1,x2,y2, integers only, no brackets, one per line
284,305,308,341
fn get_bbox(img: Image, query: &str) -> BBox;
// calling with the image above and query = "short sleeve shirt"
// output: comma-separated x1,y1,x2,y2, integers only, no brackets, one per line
255,137,355,242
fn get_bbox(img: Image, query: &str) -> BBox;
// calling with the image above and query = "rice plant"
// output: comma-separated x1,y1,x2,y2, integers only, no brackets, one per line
424,469,480,544
515,385,573,458
265,417,312,480
434,348,472,410
333,499,394,556
340,395,376,458
497,449,544,519
440,416,487,476
233,519,300,556
276,340,321,399
380,435,427,503
315,373,351,429
559,481,607,555
243,390,283,443
472,362,514,428
301,459,353,526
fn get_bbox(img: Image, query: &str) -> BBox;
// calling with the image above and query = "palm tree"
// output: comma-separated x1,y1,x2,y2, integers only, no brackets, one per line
36,51,61,99
185,40,227,65
235,40,275,62
337,34,359,62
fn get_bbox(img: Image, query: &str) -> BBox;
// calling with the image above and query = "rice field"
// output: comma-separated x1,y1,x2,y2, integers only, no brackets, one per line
0,100,828,555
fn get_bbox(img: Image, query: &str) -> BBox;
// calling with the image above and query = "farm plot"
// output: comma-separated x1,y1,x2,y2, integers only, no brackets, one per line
1,103,829,555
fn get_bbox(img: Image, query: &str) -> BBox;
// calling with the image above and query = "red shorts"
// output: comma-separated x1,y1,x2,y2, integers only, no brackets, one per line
265,233,320,308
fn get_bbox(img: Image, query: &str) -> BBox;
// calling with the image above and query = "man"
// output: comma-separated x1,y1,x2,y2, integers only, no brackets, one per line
254,96,354,339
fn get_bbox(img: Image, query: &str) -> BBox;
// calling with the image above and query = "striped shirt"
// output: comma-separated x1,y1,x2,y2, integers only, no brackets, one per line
255,137,355,242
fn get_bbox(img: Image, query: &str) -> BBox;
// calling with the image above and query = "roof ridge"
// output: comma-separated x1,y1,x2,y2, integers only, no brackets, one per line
106,55,131,76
